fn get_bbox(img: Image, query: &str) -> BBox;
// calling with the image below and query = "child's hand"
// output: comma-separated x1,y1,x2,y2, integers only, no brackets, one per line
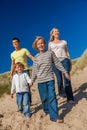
29,82,33,87
11,94,14,98
65,73,71,80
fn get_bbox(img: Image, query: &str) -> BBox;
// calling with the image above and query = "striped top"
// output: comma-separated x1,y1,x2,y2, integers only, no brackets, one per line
31,50,67,83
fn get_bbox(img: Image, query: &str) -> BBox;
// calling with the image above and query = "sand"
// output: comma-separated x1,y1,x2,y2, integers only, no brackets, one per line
0,67,87,130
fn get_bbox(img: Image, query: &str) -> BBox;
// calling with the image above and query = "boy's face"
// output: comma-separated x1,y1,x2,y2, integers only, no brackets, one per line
15,65,23,73
36,39,46,52
12,40,20,48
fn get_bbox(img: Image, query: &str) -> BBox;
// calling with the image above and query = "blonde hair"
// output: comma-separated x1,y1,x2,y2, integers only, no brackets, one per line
32,36,46,50
50,27,59,42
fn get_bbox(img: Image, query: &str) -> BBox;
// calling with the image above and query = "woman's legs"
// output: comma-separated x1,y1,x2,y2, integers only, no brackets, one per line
52,64,65,97
61,59,74,101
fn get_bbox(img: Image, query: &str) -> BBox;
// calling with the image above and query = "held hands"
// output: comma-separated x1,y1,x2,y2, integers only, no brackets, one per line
65,73,71,80
29,82,33,87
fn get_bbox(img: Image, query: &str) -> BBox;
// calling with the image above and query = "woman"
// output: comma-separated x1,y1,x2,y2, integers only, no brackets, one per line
48,28,74,103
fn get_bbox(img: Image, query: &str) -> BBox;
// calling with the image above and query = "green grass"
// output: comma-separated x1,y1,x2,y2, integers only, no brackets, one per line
71,49,87,75
0,72,11,97
0,83,11,97
0,49,87,97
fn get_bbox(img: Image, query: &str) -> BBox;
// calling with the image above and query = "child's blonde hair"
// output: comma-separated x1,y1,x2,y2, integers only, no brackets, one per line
32,36,46,50
50,27,59,42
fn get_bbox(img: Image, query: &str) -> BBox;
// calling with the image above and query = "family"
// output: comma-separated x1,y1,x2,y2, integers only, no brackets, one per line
10,27,75,124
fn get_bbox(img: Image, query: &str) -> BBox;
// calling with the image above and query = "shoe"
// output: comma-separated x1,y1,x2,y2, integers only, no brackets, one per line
56,119,63,123
25,114,31,118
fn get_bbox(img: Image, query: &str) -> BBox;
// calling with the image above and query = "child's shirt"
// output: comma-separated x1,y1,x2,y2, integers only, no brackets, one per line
31,50,67,83
11,72,31,94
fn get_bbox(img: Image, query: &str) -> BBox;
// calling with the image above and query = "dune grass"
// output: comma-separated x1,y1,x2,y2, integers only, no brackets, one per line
71,49,87,75
0,49,87,97
0,72,11,97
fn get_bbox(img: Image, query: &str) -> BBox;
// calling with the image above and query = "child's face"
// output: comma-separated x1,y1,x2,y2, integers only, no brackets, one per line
15,65,23,73
36,39,46,52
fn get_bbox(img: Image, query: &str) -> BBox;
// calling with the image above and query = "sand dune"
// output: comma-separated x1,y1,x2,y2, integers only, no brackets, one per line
0,67,87,130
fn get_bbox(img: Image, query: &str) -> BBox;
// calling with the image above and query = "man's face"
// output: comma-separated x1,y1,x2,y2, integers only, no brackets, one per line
12,40,20,48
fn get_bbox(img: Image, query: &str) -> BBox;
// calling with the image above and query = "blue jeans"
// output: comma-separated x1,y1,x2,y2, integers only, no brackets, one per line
16,92,31,117
52,65,64,96
53,58,74,101
38,80,59,122
23,69,32,103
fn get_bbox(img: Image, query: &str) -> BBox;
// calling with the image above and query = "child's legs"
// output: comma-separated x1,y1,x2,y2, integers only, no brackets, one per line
47,80,59,121
38,82,49,114
23,69,32,104
22,92,31,117
16,93,23,112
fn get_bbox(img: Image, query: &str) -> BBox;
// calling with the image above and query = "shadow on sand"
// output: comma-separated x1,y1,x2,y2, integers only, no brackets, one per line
59,82,87,118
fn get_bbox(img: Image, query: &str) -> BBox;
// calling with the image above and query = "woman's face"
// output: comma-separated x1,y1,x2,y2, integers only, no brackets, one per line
52,29,59,39
36,39,46,52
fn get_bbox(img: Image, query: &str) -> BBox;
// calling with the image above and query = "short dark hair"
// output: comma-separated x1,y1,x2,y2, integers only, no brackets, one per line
12,37,20,42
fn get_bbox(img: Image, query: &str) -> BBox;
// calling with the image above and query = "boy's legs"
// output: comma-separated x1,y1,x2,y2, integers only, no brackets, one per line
16,93,23,112
38,82,49,115
22,92,31,117
23,69,32,104
47,80,59,121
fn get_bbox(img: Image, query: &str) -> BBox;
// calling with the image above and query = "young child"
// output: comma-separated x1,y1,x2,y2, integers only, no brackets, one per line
30,36,70,123
11,62,32,117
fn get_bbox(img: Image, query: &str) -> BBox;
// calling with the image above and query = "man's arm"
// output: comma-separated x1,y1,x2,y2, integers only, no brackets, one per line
10,59,15,79
27,53,35,61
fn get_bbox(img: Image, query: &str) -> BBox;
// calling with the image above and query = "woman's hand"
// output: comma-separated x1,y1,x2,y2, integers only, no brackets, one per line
65,73,71,80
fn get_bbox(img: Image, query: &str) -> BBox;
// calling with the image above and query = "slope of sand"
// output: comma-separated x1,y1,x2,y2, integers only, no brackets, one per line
0,68,87,130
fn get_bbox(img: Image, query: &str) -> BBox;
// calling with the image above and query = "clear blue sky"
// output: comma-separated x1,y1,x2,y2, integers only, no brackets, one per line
0,0,87,73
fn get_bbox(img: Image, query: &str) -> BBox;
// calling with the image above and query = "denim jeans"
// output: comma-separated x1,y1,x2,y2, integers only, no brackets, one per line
16,92,31,117
23,69,32,104
38,80,59,121
53,58,74,101
52,65,64,96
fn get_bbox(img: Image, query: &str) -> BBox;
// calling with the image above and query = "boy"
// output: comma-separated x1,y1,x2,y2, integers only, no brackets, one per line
11,62,32,117
30,36,70,123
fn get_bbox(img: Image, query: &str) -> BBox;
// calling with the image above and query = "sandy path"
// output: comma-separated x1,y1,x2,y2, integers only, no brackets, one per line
0,68,87,130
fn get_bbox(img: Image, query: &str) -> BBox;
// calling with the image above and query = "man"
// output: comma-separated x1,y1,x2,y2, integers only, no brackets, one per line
10,37,34,79
10,37,34,104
